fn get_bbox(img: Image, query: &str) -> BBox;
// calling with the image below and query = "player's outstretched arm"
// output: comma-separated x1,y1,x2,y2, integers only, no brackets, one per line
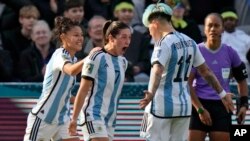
63,60,85,76
62,47,102,76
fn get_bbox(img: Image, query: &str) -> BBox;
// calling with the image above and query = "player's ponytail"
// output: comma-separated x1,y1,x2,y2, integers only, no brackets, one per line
102,20,130,45
103,20,113,45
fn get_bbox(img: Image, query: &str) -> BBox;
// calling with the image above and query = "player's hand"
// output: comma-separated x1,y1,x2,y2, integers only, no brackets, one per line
236,106,247,124
89,46,102,54
139,90,154,109
221,93,234,113
68,120,78,136
199,108,212,126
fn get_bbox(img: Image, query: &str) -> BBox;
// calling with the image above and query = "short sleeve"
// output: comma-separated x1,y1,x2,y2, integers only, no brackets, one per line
228,46,242,67
81,51,102,80
151,41,171,67
193,44,205,67
53,49,72,71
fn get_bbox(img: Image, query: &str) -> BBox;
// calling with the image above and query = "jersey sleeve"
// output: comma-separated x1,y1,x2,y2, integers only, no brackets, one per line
81,51,102,80
53,49,72,71
193,44,205,67
228,46,242,67
151,41,171,67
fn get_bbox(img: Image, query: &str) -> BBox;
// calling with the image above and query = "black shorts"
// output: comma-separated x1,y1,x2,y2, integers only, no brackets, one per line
189,98,232,132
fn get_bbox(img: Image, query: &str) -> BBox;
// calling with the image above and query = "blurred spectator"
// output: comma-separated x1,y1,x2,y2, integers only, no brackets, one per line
31,0,64,29
113,0,151,82
1,5,40,81
0,0,32,30
84,0,113,21
221,8,250,81
18,20,55,82
76,15,106,59
171,3,202,43
63,0,88,37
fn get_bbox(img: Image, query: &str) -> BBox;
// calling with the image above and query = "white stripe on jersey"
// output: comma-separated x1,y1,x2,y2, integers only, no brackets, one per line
81,50,127,127
32,48,77,124
145,31,205,118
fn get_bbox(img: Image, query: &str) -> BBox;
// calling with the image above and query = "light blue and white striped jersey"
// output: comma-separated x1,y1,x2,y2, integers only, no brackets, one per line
32,48,77,125
145,31,205,118
80,49,127,127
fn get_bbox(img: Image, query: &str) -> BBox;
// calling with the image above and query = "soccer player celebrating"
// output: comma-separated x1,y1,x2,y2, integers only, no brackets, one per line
68,20,131,141
23,16,84,141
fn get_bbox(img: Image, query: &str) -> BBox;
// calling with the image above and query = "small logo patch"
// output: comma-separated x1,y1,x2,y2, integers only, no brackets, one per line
97,126,102,131
85,63,94,74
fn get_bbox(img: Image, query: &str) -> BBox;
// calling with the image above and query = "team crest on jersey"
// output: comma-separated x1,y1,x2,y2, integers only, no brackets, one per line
84,63,94,74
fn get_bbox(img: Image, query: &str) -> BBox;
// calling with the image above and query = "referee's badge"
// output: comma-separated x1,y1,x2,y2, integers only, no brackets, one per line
84,63,94,74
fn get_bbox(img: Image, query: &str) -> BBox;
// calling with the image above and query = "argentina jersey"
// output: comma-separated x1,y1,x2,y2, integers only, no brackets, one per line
145,31,205,118
31,48,77,125
81,49,127,127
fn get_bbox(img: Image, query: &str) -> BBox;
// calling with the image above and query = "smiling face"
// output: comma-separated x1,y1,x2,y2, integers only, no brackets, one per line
31,22,52,47
61,26,84,53
204,14,224,42
88,17,106,41
111,28,131,56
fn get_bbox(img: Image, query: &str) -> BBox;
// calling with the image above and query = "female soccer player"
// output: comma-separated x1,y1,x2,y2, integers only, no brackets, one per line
68,20,131,141
24,16,84,141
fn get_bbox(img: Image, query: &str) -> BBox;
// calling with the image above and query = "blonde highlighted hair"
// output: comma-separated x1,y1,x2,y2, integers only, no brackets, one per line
19,5,40,19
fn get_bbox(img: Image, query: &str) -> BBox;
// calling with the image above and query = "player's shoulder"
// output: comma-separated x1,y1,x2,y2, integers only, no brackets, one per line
50,48,69,59
221,43,238,54
88,50,105,61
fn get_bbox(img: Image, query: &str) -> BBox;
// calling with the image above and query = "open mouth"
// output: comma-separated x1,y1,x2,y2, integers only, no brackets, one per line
122,47,127,52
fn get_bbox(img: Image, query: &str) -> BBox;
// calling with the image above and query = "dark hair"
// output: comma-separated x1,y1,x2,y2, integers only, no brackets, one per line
204,13,224,25
102,20,129,45
53,16,82,42
64,0,84,11
148,12,172,23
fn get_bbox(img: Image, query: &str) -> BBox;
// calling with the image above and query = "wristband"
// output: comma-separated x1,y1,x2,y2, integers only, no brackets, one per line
197,107,204,114
240,96,249,109
218,90,226,98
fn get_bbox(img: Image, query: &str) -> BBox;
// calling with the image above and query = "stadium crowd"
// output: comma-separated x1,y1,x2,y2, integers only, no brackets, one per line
0,0,250,83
